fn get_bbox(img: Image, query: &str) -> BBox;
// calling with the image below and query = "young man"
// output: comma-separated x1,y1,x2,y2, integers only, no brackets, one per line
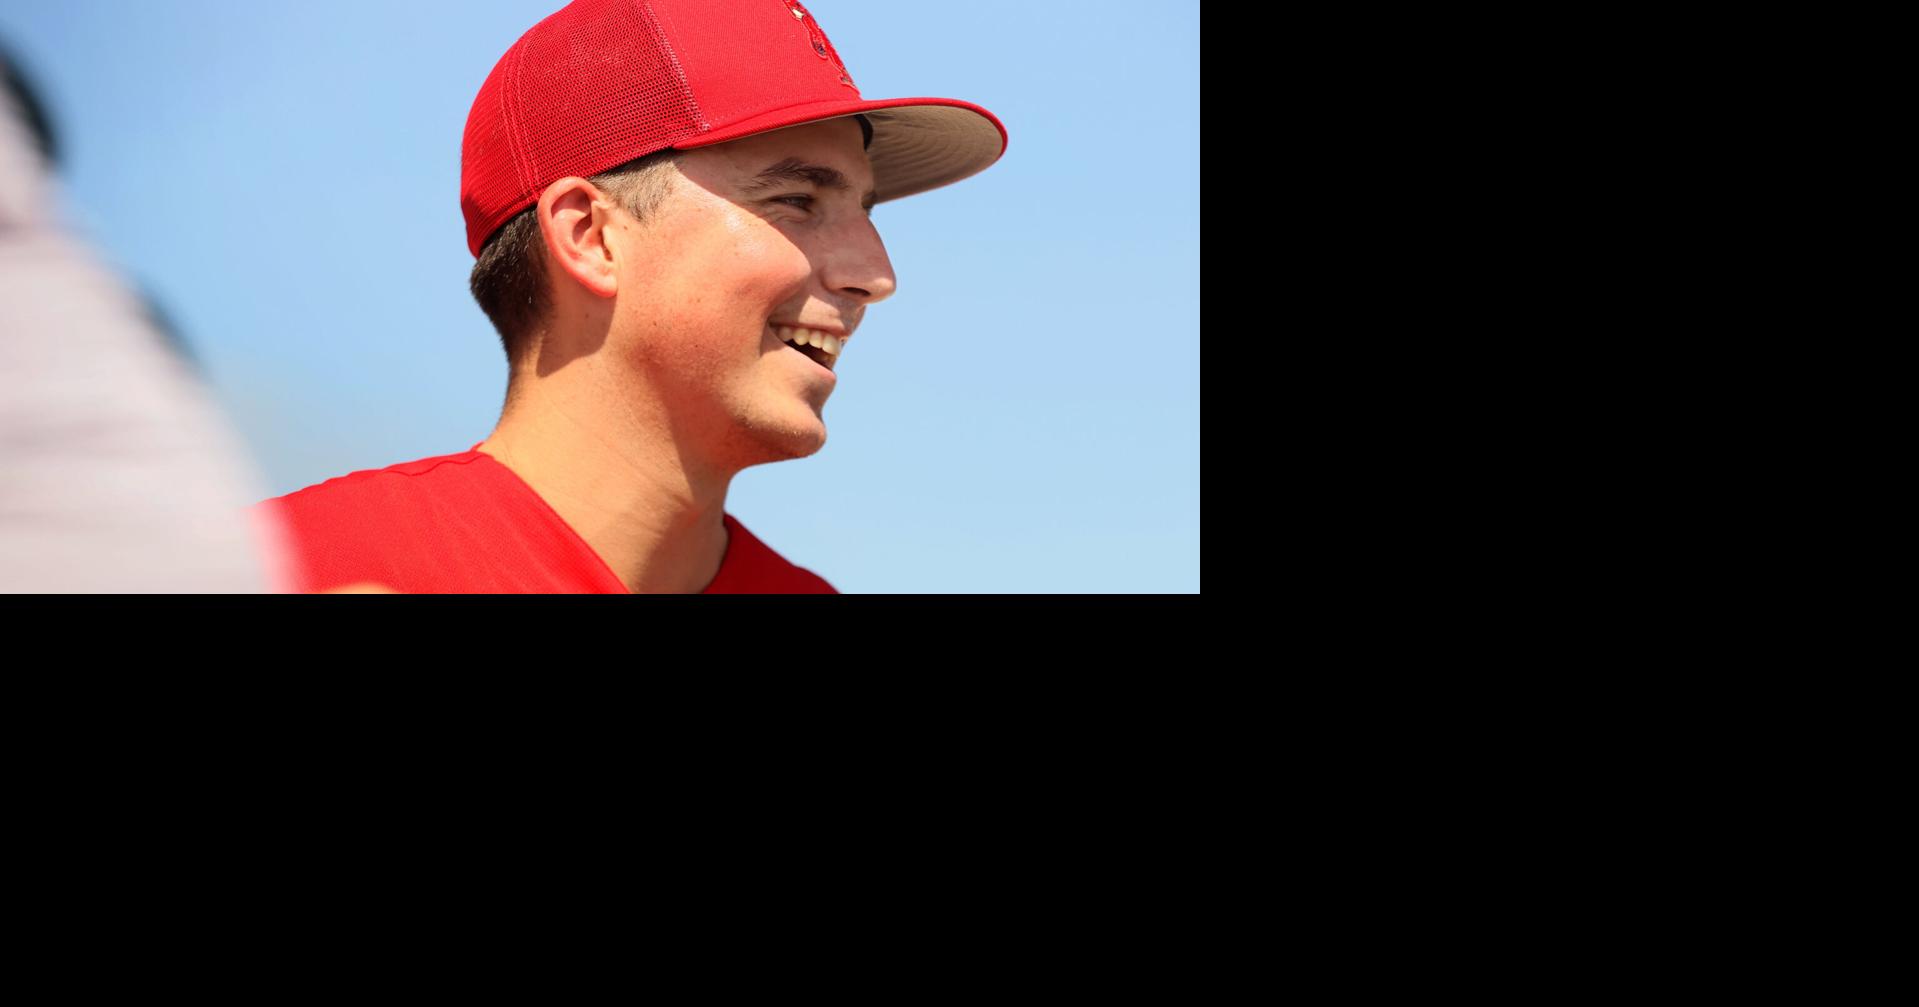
252,0,1006,593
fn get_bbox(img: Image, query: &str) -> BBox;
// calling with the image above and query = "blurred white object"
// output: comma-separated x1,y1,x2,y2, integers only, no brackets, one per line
0,52,297,593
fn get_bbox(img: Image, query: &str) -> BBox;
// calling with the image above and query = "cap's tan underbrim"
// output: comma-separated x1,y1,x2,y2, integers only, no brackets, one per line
671,97,1007,205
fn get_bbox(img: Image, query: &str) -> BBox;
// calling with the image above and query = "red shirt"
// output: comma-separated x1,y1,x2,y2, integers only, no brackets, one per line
252,443,837,594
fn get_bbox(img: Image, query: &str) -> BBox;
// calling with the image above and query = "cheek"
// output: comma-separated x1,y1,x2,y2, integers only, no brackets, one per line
716,210,816,297
621,207,815,369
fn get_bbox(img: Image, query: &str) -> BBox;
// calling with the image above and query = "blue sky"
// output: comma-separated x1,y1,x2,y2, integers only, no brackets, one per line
0,0,1198,593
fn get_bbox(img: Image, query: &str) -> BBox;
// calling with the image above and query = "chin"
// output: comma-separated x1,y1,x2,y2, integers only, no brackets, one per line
728,415,827,468
784,424,828,459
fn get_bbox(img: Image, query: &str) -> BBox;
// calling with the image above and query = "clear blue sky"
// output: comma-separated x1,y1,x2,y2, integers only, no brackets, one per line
0,0,1198,593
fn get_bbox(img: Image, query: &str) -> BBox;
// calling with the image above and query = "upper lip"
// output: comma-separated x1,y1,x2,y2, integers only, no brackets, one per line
770,320,850,342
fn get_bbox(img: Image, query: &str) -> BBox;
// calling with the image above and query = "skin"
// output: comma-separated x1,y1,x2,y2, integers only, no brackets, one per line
472,116,896,594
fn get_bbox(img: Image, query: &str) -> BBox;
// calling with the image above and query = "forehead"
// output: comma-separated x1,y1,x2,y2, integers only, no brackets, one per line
679,118,877,207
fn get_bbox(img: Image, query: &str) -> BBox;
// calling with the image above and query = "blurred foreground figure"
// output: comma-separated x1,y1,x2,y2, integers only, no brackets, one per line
0,45,298,592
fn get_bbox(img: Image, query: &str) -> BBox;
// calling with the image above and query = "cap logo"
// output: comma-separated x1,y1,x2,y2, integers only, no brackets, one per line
781,1,857,90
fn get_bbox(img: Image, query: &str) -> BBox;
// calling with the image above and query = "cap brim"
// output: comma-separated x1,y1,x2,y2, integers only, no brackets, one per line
669,97,1007,204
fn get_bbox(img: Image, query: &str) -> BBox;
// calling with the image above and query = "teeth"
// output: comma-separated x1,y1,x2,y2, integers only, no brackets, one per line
774,325,842,357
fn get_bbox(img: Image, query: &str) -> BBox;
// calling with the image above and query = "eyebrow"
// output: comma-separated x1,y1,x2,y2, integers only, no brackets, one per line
741,157,878,212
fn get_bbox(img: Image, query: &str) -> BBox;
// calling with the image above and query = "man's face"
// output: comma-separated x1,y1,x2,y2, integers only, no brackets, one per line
608,116,895,470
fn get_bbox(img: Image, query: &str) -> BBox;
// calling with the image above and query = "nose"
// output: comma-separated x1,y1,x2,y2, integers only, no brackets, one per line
824,215,897,307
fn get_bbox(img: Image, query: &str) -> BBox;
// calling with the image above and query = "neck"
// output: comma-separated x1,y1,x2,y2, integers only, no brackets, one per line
476,366,733,594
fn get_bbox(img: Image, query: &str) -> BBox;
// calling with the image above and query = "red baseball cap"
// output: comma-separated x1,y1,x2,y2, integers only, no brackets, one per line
460,0,1009,258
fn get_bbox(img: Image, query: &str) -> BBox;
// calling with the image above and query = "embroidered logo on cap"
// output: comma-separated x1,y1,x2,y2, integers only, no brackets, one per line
782,1,857,90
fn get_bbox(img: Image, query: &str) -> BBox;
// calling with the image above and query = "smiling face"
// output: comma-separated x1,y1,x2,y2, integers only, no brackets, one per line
604,116,896,471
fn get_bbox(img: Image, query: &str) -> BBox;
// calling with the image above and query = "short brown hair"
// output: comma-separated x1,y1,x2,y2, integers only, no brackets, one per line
468,147,685,368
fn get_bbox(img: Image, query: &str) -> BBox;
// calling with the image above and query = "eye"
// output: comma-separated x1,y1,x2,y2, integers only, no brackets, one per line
774,194,815,210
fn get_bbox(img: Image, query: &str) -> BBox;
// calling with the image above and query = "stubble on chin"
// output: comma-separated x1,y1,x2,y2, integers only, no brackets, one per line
712,406,828,470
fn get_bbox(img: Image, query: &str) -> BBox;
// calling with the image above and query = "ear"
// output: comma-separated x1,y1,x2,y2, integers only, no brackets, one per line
535,176,621,300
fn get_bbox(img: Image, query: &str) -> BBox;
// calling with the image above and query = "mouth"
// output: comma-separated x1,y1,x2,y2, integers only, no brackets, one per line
769,323,842,374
